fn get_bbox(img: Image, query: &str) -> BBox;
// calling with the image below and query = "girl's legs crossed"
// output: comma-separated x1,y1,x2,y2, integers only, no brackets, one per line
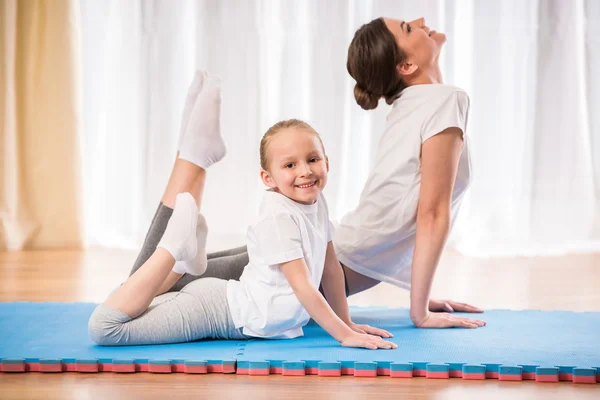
103,192,199,318
168,249,249,292
128,159,206,278
89,278,247,345
129,203,173,277
207,246,247,259
132,239,247,286
128,72,224,291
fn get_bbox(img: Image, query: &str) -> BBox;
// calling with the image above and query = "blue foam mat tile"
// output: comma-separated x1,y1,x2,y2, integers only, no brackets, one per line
282,361,306,376
249,361,269,369
302,360,321,369
318,361,340,370
241,307,600,369
282,361,304,370
184,360,207,366
0,302,245,364
76,359,98,365
248,361,270,375
40,359,61,364
426,364,450,372
519,364,539,373
573,368,595,376
376,361,392,373
410,362,429,372
537,367,559,375
390,363,413,372
354,362,377,371
113,359,134,365
499,365,522,375
266,359,284,368
448,363,465,373
149,360,171,365
318,361,341,376
2,359,25,364
339,360,354,370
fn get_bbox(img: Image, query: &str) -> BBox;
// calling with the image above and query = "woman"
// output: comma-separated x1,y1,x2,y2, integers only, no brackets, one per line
336,17,482,328
131,17,484,330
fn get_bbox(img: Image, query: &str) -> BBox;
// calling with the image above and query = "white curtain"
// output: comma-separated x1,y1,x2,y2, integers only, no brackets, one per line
79,0,600,256
449,0,600,256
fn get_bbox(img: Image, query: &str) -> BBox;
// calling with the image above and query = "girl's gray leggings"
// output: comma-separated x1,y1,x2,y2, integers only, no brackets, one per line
88,203,249,346
88,278,247,345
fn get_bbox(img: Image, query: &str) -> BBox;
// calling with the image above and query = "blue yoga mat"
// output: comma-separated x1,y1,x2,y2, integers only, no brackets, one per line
0,303,243,363
0,302,598,379
240,307,599,367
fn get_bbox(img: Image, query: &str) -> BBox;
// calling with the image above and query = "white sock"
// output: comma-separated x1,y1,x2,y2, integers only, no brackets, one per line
178,74,226,169
177,70,206,151
172,213,208,276
157,193,198,261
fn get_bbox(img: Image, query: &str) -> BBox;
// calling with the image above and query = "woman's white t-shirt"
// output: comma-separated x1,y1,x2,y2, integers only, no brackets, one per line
333,84,471,290
227,190,333,339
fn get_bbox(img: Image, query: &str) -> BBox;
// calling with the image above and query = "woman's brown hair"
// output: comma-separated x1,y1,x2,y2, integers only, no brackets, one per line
347,18,408,110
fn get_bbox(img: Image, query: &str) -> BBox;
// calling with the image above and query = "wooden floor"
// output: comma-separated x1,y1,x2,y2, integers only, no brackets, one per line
1,249,599,399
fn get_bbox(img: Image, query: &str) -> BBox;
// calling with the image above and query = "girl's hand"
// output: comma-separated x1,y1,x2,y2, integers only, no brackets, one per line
341,332,398,350
414,312,486,329
429,299,483,313
348,322,394,338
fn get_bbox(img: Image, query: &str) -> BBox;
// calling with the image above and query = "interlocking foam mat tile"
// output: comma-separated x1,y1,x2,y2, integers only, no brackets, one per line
0,303,598,383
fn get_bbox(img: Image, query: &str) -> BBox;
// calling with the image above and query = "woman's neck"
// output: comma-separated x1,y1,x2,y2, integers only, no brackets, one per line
405,64,444,86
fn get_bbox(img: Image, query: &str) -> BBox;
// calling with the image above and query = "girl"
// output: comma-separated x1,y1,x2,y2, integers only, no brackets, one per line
88,74,396,350
162,17,487,330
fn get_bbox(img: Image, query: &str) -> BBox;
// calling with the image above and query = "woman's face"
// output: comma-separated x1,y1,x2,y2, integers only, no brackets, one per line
383,17,446,71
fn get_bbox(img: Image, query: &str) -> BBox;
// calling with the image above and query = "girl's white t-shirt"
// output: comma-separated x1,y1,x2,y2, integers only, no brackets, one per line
227,190,333,339
333,84,472,290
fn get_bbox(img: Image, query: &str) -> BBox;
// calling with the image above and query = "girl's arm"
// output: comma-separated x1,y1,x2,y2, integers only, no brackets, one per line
410,127,486,329
320,242,393,338
280,257,397,350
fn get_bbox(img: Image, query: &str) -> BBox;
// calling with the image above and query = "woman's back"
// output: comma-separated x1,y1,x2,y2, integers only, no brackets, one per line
334,84,471,289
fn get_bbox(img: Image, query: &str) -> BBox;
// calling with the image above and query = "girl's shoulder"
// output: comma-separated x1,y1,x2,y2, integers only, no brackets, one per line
256,191,296,218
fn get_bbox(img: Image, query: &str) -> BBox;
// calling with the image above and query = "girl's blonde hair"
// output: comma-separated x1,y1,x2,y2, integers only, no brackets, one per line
259,119,325,170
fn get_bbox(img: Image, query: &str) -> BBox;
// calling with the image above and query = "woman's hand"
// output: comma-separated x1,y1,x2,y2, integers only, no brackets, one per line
429,299,483,313
348,322,393,338
340,332,398,350
413,312,486,329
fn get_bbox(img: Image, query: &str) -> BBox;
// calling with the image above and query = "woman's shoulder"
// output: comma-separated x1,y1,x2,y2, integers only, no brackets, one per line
437,84,468,94
396,84,469,103
387,85,469,128
431,85,470,114
406,84,470,115
428,85,469,105
437,85,470,105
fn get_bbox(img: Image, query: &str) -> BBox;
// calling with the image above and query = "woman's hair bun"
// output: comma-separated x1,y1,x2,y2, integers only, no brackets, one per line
353,83,380,110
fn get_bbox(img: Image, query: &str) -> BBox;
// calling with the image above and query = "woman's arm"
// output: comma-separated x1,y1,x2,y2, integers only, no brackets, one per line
410,127,486,329
320,242,393,338
320,242,352,323
280,257,397,349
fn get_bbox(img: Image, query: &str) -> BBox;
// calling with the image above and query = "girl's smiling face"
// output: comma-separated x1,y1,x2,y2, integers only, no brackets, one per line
260,127,329,205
